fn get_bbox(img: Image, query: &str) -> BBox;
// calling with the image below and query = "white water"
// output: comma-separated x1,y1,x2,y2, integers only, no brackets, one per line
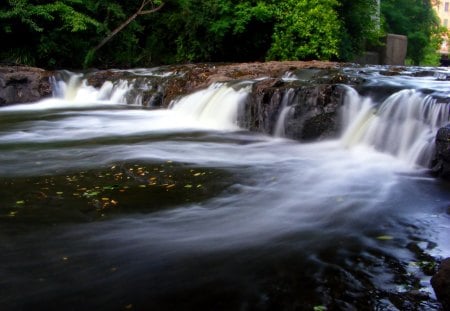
273,88,295,137
341,86,450,167
169,82,251,131
1,76,448,169
0,79,250,145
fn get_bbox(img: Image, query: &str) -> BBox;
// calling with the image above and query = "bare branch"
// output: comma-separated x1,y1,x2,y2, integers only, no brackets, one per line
84,1,164,68
139,3,165,15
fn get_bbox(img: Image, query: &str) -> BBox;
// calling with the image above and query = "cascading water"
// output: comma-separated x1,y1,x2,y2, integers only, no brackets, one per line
341,86,450,167
169,82,251,130
0,68,449,311
273,88,295,137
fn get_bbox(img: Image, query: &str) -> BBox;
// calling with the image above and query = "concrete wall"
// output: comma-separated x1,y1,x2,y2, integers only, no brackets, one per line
355,34,408,66
383,34,408,65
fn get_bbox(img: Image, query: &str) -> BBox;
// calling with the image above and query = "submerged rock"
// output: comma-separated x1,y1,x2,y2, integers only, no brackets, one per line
0,66,52,105
431,258,450,310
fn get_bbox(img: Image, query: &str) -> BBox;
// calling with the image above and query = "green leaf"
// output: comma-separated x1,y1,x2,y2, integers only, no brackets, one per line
376,235,394,241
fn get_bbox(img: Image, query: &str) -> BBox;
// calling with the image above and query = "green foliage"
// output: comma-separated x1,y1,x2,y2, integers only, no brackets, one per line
337,0,382,61
381,0,442,65
0,0,101,67
3,0,439,68
143,0,275,63
267,0,341,60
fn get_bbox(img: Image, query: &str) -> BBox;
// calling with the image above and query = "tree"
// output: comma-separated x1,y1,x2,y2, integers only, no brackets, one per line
84,0,164,68
336,0,381,61
142,0,275,63
0,0,100,67
381,0,443,65
266,0,341,61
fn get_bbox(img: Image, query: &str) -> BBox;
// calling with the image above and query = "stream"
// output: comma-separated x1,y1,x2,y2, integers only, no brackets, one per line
0,67,449,310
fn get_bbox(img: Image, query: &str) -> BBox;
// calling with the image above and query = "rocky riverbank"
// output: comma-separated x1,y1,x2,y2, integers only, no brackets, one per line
0,66,52,105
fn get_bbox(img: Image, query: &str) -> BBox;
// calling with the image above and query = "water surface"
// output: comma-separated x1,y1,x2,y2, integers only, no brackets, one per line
0,72,449,310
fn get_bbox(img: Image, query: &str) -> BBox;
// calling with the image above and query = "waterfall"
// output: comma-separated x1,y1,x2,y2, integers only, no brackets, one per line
274,89,295,137
52,76,133,104
341,86,450,167
169,82,251,131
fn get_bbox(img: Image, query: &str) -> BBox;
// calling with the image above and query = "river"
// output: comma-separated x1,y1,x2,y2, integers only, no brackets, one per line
0,67,449,310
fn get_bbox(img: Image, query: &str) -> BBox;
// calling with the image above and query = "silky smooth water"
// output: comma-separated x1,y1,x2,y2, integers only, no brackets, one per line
0,70,449,310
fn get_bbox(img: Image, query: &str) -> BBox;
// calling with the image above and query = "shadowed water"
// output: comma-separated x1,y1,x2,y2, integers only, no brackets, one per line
0,71,449,310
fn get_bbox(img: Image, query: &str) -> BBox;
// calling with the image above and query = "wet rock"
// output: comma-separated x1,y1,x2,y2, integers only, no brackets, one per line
0,66,52,105
241,78,347,141
432,124,450,180
241,78,287,134
431,258,450,310
284,84,346,141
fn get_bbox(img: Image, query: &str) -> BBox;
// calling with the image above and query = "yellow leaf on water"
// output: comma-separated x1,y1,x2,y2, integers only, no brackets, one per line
184,184,192,188
193,172,201,177
16,200,24,205
376,235,394,241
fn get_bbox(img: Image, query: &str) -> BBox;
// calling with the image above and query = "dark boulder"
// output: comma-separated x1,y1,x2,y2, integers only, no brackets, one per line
432,124,450,179
0,66,52,105
431,258,450,310
241,77,347,141
284,84,346,141
241,78,287,135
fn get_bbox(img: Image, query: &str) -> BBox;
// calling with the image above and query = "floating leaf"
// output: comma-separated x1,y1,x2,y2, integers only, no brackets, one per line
56,191,63,195
184,184,193,188
83,191,99,197
16,200,25,205
101,197,109,201
103,185,118,190
193,172,201,177
376,235,394,241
